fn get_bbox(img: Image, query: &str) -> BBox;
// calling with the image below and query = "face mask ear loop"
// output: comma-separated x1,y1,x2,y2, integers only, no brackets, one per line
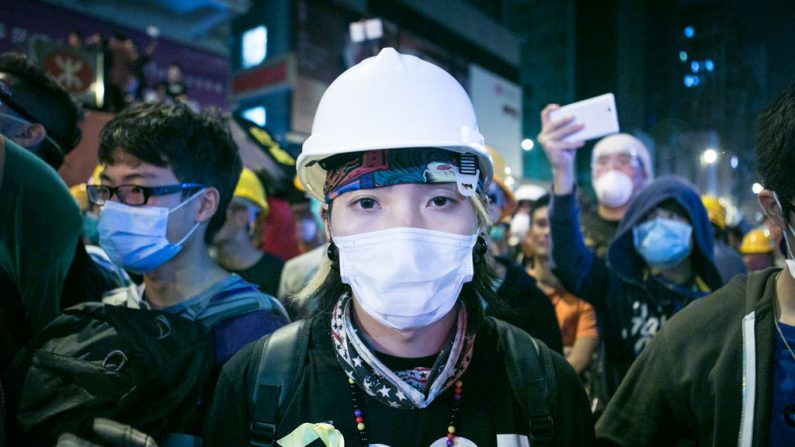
165,188,206,247
168,188,206,214
175,221,201,246
774,193,795,260
324,200,340,269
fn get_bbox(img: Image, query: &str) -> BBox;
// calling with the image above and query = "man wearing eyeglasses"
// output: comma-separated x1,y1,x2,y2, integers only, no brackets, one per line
92,102,289,366
582,133,654,260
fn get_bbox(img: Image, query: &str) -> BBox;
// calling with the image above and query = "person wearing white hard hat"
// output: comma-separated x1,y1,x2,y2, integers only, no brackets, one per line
205,48,593,447
581,133,653,259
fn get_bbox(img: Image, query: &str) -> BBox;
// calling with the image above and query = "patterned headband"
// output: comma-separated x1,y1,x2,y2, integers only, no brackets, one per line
322,148,482,202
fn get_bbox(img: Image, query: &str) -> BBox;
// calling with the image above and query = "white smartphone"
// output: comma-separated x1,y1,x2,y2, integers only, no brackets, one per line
548,93,619,143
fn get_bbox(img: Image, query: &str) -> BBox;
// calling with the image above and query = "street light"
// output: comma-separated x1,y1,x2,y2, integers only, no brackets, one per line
521,139,534,151
752,183,763,194
701,148,718,164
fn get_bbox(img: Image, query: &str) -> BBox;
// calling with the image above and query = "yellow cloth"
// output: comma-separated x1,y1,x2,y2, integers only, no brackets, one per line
277,423,345,447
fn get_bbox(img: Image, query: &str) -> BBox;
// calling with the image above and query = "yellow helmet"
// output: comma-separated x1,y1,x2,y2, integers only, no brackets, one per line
69,183,89,211
701,195,726,230
740,227,776,254
89,165,103,184
234,167,269,215
293,175,305,193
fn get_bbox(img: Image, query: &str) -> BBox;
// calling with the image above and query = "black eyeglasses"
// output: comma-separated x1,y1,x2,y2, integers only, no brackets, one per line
86,183,205,206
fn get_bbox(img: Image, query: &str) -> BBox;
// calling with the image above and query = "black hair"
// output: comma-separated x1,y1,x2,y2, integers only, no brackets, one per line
757,82,795,204
0,52,82,166
98,102,242,244
528,193,551,226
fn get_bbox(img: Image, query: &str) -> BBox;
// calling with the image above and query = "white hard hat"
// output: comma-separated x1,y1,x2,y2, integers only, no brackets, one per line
591,133,653,184
513,184,547,202
297,47,493,201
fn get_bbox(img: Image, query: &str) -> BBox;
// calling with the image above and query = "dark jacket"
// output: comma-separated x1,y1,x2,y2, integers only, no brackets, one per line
205,314,594,446
549,176,723,398
596,268,779,447
489,256,564,354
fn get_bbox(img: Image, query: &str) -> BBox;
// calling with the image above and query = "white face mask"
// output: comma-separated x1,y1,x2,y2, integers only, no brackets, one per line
593,170,634,208
334,227,477,331
98,190,203,274
510,212,530,240
774,193,795,279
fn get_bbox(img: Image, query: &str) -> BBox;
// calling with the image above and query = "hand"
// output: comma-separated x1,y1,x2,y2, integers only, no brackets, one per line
537,104,586,194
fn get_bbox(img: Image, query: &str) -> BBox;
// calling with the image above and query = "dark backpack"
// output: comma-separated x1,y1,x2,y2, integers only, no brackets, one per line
5,302,215,446
247,318,557,447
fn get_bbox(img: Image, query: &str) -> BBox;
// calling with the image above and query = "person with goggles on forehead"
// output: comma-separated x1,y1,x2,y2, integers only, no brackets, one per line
0,52,84,376
0,52,82,169
205,48,593,447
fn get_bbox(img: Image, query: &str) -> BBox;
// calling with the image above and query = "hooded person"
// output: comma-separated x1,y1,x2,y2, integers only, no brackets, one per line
204,48,594,447
538,104,723,402
581,133,653,259
556,174,723,398
594,80,795,447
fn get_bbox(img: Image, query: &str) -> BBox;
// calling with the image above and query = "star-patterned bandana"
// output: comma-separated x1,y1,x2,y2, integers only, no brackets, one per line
331,293,476,410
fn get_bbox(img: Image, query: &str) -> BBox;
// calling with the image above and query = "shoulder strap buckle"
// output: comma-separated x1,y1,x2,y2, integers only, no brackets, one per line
249,420,277,447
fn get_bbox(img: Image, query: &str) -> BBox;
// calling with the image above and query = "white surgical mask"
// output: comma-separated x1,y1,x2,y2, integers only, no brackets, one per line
774,193,795,279
510,212,530,241
593,170,633,208
98,190,203,274
334,227,477,331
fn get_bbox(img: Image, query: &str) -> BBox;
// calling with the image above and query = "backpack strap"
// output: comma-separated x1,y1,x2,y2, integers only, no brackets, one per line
495,319,556,447
249,319,311,447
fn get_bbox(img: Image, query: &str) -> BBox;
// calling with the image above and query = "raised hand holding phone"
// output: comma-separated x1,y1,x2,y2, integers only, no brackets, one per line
538,93,620,194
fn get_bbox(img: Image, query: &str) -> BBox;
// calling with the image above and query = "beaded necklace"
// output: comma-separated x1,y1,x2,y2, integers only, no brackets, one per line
348,377,463,446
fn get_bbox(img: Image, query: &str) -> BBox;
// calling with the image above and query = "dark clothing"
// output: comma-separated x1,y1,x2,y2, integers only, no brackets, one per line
714,239,747,283
0,137,81,373
597,268,780,447
580,208,620,260
157,80,187,100
205,314,594,446
103,275,289,366
226,252,285,298
59,240,120,310
549,176,723,399
489,256,564,353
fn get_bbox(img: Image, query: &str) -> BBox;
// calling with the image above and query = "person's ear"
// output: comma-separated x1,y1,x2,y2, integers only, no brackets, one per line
196,187,220,223
758,189,788,231
14,123,47,147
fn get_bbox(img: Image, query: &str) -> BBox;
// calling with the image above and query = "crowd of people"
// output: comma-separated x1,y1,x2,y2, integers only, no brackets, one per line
1,43,794,447
66,28,190,112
